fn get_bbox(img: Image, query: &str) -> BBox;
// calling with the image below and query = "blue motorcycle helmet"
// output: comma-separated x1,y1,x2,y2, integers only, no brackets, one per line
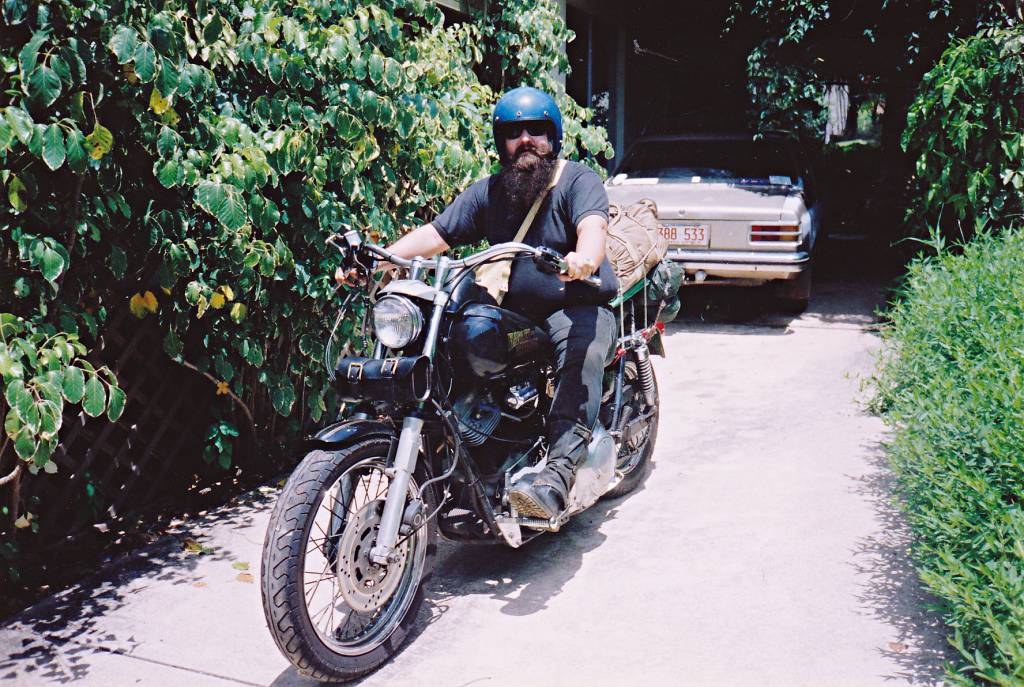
492,87,563,160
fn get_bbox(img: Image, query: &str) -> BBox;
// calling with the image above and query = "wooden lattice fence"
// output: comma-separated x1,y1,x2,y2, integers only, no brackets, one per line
6,304,235,548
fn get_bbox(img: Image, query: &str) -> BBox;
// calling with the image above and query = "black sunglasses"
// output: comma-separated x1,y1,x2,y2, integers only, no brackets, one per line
502,122,550,140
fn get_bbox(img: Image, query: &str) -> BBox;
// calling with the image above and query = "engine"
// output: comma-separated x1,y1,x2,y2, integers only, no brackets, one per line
451,372,545,447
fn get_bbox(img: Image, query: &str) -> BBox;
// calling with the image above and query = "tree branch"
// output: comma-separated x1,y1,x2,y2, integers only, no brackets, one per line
0,439,22,487
177,359,258,446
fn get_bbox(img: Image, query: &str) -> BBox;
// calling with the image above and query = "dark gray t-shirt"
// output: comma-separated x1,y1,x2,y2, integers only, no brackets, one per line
432,160,618,321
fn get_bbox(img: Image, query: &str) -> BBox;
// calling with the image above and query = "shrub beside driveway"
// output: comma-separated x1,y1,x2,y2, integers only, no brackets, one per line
872,230,1024,687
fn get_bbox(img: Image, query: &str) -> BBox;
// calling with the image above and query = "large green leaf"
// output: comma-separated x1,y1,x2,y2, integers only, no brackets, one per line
271,383,295,416
65,127,87,174
109,246,127,279
40,246,66,283
60,45,87,82
203,13,223,43
13,425,35,460
5,380,33,421
6,106,33,144
38,399,62,437
109,25,138,64
28,66,61,108
195,181,248,230
82,375,106,417
41,123,66,171
106,386,126,422
50,55,70,84
368,52,385,85
0,116,12,151
62,366,84,403
384,58,403,89
3,0,29,25
157,125,178,157
18,31,47,76
27,123,43,156
157,159,179,188
157,56,179,96
134,42,157,82
7,174,27,213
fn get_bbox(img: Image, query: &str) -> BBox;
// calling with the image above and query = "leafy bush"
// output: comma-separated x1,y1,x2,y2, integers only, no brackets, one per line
872,230,1024,686
0,0,609,582
903,26,1024,242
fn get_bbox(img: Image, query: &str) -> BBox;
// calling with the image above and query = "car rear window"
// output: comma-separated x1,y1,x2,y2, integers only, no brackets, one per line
616,139,801,185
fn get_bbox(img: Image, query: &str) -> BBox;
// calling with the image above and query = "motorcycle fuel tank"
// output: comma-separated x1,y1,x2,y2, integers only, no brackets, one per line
449,304,549,378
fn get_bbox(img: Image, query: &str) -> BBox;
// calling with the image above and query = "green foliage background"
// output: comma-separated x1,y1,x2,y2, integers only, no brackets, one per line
872,231,1024,686
902,25,1024,243
873,20,1024,687
0,0,609,581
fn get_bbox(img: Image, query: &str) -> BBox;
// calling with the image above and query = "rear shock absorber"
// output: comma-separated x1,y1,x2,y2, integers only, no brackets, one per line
634,345,657,408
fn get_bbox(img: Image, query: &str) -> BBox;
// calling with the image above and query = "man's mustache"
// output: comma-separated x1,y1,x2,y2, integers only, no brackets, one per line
514,145,541,158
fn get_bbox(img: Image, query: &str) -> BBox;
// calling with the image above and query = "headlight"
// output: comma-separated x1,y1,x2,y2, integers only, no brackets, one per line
372,296,423,350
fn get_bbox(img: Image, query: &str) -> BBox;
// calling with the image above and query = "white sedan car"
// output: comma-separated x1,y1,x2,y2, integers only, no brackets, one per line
606,132,820,311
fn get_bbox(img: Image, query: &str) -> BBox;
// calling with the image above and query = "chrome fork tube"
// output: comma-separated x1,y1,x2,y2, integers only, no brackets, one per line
370,257,450,565
369,414,424,564
421,256,450,359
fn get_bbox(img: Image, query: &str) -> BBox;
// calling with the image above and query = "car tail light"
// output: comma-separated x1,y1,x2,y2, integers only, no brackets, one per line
750,224,800,242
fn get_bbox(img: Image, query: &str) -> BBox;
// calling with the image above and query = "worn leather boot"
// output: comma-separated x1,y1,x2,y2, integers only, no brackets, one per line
509,423,591,520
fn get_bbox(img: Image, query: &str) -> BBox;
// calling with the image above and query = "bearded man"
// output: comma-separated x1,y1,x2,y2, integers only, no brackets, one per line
337,87,618,520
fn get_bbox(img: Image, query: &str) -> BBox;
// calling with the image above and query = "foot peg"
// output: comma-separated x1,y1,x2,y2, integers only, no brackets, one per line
516,515,563,532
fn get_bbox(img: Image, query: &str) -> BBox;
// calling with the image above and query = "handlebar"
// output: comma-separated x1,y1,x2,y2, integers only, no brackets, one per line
327,230,601,288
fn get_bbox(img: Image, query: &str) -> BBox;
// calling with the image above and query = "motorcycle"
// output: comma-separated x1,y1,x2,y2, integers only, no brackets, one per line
260,229,669,681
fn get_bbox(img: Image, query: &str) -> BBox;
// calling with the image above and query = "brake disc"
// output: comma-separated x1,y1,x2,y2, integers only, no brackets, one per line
335,499,409,614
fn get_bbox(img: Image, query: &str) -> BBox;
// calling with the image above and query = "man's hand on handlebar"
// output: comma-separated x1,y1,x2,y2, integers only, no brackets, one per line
334,266,364,287
334,262,402,288
558,251,598,283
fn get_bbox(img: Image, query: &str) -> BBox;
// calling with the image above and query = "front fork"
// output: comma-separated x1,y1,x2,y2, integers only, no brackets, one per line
369,415,424,564
368,257,450,566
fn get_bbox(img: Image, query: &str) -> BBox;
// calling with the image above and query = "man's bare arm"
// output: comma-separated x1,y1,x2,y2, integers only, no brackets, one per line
385,223,450,260
561,214,607,281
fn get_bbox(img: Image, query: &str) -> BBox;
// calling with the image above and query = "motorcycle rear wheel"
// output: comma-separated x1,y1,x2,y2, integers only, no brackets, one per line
605,354,659,498
261,439,436,682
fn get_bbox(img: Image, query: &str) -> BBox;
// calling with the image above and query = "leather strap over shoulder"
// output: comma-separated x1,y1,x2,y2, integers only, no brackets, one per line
512,159,567,243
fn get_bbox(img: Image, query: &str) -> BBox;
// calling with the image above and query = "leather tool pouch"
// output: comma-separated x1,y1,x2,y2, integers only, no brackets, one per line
335,355,431,403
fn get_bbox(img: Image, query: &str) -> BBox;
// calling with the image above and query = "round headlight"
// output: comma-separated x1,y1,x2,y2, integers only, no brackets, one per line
372,296,423,350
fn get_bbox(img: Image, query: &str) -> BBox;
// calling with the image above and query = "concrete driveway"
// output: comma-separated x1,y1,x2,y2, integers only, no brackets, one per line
0,237,954,686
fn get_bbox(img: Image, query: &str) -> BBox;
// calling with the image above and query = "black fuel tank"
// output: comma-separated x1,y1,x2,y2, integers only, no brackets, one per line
448,304,550,378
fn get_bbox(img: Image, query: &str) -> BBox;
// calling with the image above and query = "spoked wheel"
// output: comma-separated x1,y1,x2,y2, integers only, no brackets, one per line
605,354,659,498
261,438,436,682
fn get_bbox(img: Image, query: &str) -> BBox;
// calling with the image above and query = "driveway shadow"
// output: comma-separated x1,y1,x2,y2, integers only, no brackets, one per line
270,463,656,687
848,439,956,686
0,490,275,685
668,231,898,335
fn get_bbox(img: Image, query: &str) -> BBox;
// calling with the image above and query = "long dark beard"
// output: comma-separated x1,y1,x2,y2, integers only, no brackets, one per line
498,153,557,214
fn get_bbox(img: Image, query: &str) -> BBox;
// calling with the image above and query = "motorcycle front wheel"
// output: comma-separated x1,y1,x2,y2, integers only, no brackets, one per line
261,438,436,682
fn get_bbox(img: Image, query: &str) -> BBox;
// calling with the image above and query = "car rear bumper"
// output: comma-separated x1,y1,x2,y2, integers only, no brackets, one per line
666,249,810,281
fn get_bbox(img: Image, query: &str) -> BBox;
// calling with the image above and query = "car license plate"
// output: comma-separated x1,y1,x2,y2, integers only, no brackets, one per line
659,223,709,247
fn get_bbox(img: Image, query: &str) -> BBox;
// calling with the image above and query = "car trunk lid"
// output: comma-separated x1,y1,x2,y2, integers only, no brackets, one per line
606,181,799,251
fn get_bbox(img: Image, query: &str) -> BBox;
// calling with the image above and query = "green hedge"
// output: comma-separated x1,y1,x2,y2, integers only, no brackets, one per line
0,0,611,588
872,230,1024,686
